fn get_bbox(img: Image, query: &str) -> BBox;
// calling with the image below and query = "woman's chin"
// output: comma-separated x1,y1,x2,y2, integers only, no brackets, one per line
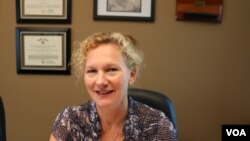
95,99,114,108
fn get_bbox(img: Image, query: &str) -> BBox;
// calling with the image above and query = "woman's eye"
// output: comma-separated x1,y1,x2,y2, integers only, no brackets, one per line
86,69,96,73
106,68,118,72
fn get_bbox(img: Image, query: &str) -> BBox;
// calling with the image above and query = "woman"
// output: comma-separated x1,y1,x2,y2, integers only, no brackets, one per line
49,32,177,141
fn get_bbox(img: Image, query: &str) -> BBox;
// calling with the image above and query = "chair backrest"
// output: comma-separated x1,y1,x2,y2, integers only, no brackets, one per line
0,96,6,141
128,88,177,132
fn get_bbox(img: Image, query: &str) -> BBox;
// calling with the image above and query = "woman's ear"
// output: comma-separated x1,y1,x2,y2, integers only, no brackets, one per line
129,68,137,85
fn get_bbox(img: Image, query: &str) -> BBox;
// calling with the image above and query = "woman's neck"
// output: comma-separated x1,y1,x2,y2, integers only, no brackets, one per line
97,98,128,128
97,98,128,141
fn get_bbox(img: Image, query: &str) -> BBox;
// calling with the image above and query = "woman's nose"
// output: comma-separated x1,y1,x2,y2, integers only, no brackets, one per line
96,72,108,86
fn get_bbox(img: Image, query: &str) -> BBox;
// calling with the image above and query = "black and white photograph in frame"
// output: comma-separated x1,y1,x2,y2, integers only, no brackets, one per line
107,0,142,12
94,0,155,22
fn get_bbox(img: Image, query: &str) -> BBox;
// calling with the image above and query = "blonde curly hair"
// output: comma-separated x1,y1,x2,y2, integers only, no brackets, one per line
71,32,143,80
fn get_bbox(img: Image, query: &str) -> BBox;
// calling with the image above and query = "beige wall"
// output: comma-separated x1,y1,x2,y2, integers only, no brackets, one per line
1,0,250,141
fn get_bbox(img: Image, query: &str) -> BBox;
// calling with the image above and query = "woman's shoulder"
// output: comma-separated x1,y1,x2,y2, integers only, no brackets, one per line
129,98,174,128
52,101,101,140
128,98,177,140
60,101,92,114
55,101,96,123
130,97,166,119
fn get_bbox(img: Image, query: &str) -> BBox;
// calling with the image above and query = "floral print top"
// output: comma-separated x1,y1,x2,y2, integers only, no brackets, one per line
51,97,177,141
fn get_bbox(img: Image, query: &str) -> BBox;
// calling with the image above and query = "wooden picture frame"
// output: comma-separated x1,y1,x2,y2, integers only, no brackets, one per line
176,0,223,22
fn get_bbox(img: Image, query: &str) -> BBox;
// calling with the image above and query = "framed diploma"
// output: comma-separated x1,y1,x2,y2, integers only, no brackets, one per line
16,27,71,74
94,0,155,22
16,0,71,24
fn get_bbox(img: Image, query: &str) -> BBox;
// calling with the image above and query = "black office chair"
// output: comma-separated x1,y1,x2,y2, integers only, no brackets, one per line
0,96,6,141
128,88,177,133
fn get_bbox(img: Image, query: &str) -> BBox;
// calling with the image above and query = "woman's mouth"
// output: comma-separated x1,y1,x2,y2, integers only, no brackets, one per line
95,90,114,96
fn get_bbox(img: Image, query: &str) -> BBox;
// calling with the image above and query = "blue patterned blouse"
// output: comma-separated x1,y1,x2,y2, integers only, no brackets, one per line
51,97,177,141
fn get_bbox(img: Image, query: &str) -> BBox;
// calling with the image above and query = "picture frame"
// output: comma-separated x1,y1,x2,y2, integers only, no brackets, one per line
176,0,223,23
16,27,71,74
93,0,155,22
16,0,72,24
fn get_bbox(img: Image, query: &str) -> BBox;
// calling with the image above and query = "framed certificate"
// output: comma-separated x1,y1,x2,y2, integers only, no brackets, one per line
16,27,71,74
16,0,71,24
94,0,155,22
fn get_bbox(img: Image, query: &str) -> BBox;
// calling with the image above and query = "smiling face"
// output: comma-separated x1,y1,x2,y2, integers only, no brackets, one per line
84,43,136,108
